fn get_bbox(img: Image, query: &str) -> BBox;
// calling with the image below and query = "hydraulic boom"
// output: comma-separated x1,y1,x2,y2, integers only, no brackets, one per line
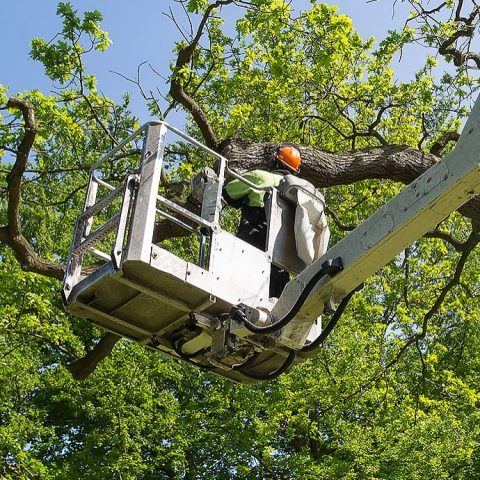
241,95,480,350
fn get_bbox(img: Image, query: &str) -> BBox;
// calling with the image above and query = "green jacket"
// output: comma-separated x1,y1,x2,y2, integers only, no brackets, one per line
224,170,283,208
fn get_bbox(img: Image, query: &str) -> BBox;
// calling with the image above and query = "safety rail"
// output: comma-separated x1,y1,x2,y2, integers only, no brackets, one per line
89,122,160,172
156,206,201,237
63,121,229,302
156,194,212,231
77,184,123,224
72,214,121,257
225,163,273,193
66,118,325,287
64,118,321,302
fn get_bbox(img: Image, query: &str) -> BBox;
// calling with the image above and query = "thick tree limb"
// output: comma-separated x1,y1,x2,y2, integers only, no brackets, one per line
1,97,121,379
219,138,480,228
220,138,440,184
0,227,64,279
6,97,36,233
68,332,120,380
1,97,64,280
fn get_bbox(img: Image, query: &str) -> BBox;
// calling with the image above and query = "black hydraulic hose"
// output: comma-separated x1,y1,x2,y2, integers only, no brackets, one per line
231,258,343,336
231,351,261,371
237,286,357,380
237,349,297,381
299,288,356,353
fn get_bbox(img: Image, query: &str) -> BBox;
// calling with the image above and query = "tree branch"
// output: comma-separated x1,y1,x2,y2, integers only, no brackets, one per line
325,206,356,232
219,137,480,229
1,97,64,280
423,229,465,252
168,1,234,149
68,332,120,380
429,131,461,156
1,98,119,381
438,27,480,68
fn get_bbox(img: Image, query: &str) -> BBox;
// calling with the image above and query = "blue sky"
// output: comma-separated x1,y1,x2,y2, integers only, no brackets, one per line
2,0,416,127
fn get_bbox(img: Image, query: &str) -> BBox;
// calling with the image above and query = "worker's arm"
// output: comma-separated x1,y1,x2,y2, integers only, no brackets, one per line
224,172,261,198
223,170,282,208
223,171,262,208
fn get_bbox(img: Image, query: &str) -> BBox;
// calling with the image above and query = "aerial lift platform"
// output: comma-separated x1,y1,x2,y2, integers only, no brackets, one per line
62,96,480,383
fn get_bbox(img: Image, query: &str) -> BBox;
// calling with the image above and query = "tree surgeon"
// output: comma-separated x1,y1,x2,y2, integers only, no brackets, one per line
222,144,303,297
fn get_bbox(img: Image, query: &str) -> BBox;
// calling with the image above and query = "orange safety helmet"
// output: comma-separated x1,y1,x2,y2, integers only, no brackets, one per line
275,145,301,173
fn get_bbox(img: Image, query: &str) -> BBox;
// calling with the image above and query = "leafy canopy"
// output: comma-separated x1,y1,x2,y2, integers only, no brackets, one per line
1,1,480,479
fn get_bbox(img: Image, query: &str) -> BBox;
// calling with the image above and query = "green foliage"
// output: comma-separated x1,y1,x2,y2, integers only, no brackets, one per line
178,0,472,154
186,0,210,14
31,3,110,85
2,1,480,479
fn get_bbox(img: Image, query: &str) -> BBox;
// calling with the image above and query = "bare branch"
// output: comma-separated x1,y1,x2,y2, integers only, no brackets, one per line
325,206,356,232
1,97,64,280
416,228,479,336
68,332,121,380
169,0,235,149
67,30,118,146
0,145,18,155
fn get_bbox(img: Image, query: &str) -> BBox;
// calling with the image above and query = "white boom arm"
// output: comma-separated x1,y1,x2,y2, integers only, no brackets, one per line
264,96,480,349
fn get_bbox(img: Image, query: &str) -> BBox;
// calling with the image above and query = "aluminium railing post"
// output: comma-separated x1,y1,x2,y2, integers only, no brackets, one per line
201,155,226,270
125,123,167,262
111,174,139,270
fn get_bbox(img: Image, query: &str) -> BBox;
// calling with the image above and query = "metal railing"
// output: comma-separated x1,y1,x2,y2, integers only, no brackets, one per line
63,121,231,299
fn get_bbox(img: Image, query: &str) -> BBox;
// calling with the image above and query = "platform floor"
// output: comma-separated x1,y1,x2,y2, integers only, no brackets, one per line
66,253,301,384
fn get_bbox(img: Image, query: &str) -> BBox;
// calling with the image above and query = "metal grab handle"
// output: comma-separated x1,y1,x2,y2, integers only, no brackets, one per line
91,174,116,191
